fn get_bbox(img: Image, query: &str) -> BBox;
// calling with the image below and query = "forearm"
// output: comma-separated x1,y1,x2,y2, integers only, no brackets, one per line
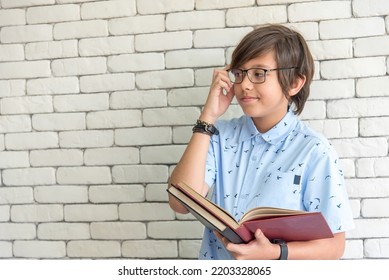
287,232,345,260
168,132,212,213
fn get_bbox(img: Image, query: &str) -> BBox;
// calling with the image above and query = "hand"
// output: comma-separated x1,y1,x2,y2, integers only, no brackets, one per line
200,66,235,123
215,229,280,260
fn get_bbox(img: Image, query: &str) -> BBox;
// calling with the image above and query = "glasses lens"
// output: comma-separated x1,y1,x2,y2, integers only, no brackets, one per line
248,68,266,83
228,69,242,83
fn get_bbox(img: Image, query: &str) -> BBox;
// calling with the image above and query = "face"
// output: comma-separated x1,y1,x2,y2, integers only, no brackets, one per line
233,51,290,133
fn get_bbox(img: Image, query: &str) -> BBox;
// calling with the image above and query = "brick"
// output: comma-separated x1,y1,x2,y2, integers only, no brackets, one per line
26,4,80,24
327,97,389,118
86,110,141,129
321,57,386,79
196,0,254,10
79,36,134,56
305,118,358,139
0,24,52,43
135,31,192,52
1,0,54,8
226,6,287,26
57,166,112,185
343,240,364,259
59,130,113,148
108,53,164,72
137,0,194,14
0,9,25,27
145,184,169,202
25,40,78,60
34,186,88,203
166,10,225,31
141,145,186,164
54,20,108,40
143,107,200,126
80,73,135,93
11,204,63,222
0,151,29,169
179,240,202,258
110,90,167,109
112,165,168,183
286,22,319,41
30,149,83,167
168,87,209,106
354,36,389,57
288,1,351,22
1,95,52,115
357,76,389,97
84,147,140,165
331,137,388,158
109,15,165,35
89,185,145,203
27,77,79,95
5,132,58,150
0,61,50,79
91,222,146,239
38,223,90,240
310,79,355,100
257,0,314,3
319,17,385,39
81,0,136,19
166,49,225,69
122,240,177,258
2,168,56,186
173,126,192,144
0,44,24,62
67,240,121,258
119,203,175,221
347,218,389,238
0,242,12,258
0,223,36,240
298,100,326,120
194,68,213,86
194,27,252,48
353,0,389,17
14,241,66,258
32,113,86,131
0,187,33,204
52,57,106,77
54,93,109,112
115,127,171,146
360,117,389,137
65,204,117,221
0,80,25,97
0,205,10,221
148,221,203,239
357,157,389,178
362,198,389,217
365,239,389,258
346,178,389,198
136,69,194,89
308,39,352,60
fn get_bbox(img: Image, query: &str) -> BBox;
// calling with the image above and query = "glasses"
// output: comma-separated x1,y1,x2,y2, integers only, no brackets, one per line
227,67,298,84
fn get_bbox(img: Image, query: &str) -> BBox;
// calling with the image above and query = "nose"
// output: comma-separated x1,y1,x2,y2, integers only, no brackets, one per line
240,71,253,90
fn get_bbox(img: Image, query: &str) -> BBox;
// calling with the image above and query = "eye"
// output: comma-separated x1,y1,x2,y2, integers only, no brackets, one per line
252,69,265,78
232,69,242,78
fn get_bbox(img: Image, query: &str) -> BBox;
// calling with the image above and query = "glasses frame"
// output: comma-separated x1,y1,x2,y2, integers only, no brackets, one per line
227,67,298,84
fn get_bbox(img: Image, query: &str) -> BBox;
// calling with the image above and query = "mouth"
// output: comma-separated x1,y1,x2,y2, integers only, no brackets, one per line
240,96,259,103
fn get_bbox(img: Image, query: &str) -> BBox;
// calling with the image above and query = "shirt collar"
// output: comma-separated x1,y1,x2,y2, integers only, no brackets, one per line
239,109,298,146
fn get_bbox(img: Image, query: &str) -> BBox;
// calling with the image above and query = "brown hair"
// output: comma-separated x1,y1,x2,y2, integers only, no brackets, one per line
230,24,314,115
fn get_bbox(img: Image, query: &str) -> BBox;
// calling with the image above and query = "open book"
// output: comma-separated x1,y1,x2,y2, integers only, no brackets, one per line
168,182,334,244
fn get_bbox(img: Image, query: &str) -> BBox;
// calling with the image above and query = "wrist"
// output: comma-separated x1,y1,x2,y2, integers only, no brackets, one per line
198,113,217,125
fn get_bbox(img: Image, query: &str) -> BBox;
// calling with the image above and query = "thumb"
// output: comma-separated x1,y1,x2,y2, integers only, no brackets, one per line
254,228,265,241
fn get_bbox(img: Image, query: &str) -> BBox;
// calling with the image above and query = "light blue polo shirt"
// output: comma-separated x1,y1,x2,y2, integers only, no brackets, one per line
199,109,354,260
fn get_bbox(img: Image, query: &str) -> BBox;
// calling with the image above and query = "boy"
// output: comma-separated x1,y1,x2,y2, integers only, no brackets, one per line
168,24,354,260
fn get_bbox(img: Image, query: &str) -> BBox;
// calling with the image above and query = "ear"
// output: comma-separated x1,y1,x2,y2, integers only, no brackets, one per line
288,75,306,97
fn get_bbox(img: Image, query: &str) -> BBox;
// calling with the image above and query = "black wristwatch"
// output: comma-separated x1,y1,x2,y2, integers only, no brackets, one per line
192,119,219,136
272,239,288,260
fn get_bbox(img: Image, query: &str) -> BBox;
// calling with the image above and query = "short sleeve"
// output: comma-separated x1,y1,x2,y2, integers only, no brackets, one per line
303,143,354,233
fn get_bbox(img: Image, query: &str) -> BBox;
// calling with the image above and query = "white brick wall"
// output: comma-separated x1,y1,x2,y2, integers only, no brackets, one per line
0,0,388,259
